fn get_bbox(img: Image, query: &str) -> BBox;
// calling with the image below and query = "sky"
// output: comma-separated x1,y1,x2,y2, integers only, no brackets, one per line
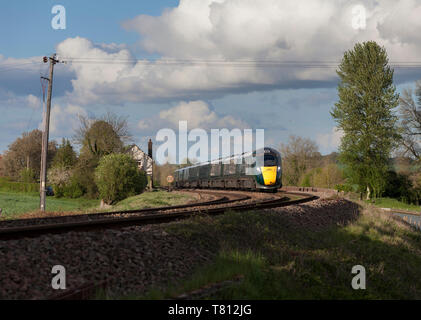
1,0,421,163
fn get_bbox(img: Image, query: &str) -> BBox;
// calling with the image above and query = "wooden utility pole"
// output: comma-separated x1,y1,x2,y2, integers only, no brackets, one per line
40,55,58,212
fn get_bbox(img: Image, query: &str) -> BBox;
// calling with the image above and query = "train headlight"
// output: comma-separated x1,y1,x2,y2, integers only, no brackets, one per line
256,167,261,173
277,166,281,171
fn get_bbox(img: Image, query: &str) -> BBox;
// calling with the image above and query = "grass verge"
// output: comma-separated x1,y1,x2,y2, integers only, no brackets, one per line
0,192,99,220
110,191,196,211
130,201,421,299
0,190,195,220
366,197,420,211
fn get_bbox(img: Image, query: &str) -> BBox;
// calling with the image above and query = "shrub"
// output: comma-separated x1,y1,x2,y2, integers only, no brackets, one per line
0,179,38,193
19,168,37,183
95,154,147,204
62,177,85,199
334,184,355,193
48,167,72,197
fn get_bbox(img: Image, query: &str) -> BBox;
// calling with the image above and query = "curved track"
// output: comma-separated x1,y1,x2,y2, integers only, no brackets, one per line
0,189,317,240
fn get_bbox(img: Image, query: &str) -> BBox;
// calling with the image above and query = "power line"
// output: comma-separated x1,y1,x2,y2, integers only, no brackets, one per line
0,62,41,73
59,57,421,68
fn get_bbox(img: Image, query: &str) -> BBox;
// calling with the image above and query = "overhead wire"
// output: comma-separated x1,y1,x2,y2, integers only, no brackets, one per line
59,57,421,68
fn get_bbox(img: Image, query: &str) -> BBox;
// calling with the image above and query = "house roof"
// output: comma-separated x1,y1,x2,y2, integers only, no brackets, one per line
127,144,152,161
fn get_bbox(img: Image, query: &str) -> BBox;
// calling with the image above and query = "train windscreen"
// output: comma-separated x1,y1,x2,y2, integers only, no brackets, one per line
264,154,277,166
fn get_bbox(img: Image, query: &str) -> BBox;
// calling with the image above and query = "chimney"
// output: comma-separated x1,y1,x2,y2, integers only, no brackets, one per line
148,139,153,159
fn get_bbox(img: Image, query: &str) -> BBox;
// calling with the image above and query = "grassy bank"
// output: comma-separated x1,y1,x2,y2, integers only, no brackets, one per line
0,192,99,219
111,191,196,211
367,197,420,212
133,200,421,299
0,190,195,220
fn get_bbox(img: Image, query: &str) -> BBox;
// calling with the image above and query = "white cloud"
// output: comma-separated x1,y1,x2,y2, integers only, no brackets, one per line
317,127,344,151
137,100,248,132
26,94,41,109
52,0,421,105
42,103,87,136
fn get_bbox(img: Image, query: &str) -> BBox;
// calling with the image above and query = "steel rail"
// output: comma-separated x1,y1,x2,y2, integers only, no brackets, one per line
0,192,316,241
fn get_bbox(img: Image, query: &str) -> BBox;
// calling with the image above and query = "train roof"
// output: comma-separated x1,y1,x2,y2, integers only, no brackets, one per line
174,147,280,172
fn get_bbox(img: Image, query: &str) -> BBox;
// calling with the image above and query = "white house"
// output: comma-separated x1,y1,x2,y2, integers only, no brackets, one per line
127,144,153,188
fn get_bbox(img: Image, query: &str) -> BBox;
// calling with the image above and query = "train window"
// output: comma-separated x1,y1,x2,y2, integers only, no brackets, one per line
210,163,221,176
223,162,235,175
199,164,209,179
228,159,236,175
264,154,277,166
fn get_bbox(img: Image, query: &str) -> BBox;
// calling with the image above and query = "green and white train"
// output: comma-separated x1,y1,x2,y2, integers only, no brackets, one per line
174,147,282,192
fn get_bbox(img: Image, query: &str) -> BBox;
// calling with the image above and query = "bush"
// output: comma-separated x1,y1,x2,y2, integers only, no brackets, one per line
19,168,37,183
72,155,100,199
62,178,85,199
334,184,355,193
48,167,72,197
95,154,147,204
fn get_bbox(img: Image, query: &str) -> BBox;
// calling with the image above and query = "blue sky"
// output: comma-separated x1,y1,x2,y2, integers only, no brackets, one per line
0,0,177,58
1,0,421,162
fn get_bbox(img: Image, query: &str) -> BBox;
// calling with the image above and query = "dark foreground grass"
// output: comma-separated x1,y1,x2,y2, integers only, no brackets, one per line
132,203,421,299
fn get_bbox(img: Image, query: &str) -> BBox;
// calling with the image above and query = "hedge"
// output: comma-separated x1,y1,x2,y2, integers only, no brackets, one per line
0,178,39,193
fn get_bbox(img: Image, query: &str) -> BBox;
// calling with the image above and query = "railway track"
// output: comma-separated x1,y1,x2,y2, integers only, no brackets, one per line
0,189,317,240
0,188,319,300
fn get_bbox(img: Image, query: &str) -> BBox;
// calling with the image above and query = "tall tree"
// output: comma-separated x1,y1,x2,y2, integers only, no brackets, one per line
74,112,131,158
3,130,57,180
398,80,421,161
331,41,400,199
52,138,77,169
71,112,132,198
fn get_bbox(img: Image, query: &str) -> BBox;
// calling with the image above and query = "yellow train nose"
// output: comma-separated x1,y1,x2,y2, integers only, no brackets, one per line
261,166,277,185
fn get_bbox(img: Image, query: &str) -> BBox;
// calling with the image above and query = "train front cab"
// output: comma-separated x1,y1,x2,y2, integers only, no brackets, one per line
254,148,282,191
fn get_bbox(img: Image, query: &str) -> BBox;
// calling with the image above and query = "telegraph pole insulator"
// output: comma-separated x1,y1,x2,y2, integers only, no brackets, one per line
43,56,48,63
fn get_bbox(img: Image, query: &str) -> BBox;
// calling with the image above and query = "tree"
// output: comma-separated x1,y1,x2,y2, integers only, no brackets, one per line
2,130,57,180
331,41,400,199
280,135,321,186
52,138,77,169
72,114,131,199
398,80,421,161
95,154,147,204
74,112,131,158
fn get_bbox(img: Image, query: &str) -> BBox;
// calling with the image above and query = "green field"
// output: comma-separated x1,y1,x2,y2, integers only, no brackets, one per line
0,190,195,220
0,192,99,219
129,202,421,300
367,197,420,211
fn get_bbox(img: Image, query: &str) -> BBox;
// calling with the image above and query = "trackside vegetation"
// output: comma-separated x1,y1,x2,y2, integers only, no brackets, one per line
0,190,195,220
0,192,99,220
132,202,421,299
95,154,147,205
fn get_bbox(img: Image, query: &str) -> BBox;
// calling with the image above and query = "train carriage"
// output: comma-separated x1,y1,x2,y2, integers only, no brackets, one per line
175,147,282,192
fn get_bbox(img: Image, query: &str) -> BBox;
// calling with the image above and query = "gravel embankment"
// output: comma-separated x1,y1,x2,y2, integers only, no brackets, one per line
0,195,358,300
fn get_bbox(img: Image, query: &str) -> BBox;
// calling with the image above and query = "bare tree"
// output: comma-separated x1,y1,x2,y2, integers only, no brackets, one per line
280,135,321,186
73,112,132,157
399,80,421,161
2,130,57,180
